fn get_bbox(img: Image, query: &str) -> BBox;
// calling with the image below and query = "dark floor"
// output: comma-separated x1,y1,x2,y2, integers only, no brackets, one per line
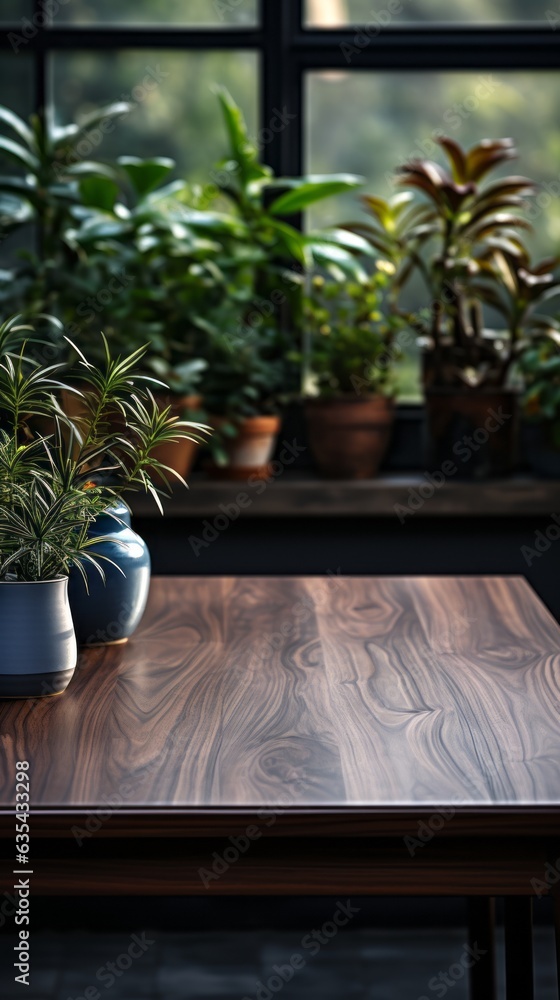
1,923,556,1000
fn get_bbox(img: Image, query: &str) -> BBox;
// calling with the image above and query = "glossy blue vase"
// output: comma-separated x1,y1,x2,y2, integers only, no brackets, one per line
68,502,151,646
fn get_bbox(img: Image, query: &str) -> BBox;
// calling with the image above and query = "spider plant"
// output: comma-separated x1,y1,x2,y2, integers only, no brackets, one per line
0,325,210,583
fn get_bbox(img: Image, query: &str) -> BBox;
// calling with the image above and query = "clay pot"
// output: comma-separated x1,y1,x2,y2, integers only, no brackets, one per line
305,395,395,479
207,415,281,481
424,387,519,479
150,394,202,484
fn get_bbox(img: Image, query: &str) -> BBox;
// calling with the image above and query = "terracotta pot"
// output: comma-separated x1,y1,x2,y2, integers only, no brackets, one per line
305,395,395,480
424,387,519,479
150,394,202,484
207,415,281,481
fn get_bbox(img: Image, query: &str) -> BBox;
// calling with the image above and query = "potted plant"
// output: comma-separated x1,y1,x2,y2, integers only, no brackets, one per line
519,331,560,477
0,101,131,321
301,270,401,479
201,326,286,479
63,154,239,480
0,319,209,694
354,138,560,478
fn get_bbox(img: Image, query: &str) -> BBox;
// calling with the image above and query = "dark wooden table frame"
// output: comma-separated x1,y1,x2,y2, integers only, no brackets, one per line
1,576,559,999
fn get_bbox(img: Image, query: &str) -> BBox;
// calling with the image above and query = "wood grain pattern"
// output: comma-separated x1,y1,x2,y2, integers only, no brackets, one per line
0,576,559,835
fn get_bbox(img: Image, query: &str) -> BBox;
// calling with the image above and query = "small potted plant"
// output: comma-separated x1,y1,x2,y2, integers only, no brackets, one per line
301,270,401,479
201,327,286,479
355,138,560,477
0,319,209,696
519,331,560,478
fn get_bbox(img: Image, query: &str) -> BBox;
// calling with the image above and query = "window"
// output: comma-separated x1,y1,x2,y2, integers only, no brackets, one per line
305,0,547,26
51,51,259,182
56,0,259,28
0,0,557,401
0,0,33,21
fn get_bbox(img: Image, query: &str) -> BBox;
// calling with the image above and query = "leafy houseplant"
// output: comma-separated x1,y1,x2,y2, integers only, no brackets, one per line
66,153,223,481
301,270,401,479
201,326,287,479
193,88,372,479
356,137,560,477
0,101,131,321
0,319,209,696
519,334,560,477
0,94,370,483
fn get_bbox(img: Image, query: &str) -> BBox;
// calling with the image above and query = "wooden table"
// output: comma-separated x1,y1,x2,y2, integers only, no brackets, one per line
1,575,560,999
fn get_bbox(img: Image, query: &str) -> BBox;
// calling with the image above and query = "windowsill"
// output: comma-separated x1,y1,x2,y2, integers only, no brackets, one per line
130,473,560,519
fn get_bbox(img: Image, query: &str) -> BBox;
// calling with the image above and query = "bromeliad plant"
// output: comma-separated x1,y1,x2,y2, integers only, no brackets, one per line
354,137,560,389
301,269,402,398
0,319,209,583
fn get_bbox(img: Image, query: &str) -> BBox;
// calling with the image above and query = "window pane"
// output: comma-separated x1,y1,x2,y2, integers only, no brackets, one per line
0,54,34,266
0,0,33,22
56,0,259,27
307,70,560,400
51,50,259,182
0,53,33,118
306,0,545,25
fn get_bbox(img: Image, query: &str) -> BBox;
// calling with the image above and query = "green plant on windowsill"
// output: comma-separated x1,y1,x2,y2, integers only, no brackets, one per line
210,86,371,398
297,271,403,480
519,333,560,473
200,325,288,473
352,136,560,391
349,137,560,477
64,154,228,377
300,268,403,399
0,101,131,320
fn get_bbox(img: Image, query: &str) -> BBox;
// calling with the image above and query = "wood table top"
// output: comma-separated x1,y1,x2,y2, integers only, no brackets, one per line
1,575,560,835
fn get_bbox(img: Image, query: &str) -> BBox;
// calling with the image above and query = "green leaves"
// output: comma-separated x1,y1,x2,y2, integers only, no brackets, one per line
303,272,401,398
79,176,120,213
0,135,40,172
268,175,364,216
118,156,176,198
214,85,270,190
384,133,552,387
0,326,212,581
0,107,35,151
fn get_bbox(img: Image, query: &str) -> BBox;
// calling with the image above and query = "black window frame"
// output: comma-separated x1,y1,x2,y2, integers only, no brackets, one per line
1,0,559,418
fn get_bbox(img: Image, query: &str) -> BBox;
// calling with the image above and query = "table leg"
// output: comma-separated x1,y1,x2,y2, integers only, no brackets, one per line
504,896,534,1000
553,888,560,998
467,897,496,1000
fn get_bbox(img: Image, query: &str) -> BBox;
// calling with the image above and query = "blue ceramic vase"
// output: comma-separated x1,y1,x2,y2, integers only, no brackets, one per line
0,577,77,698
68,502,151,646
